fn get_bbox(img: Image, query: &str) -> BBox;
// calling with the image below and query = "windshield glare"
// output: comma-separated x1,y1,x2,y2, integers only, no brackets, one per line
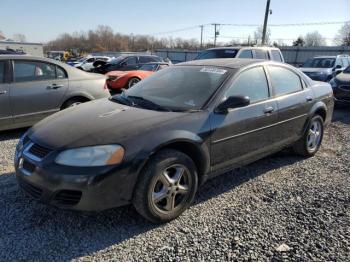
344,66,350,73
303,58,335,68
109,56,126,65
118,66,229,111
139,64,158,71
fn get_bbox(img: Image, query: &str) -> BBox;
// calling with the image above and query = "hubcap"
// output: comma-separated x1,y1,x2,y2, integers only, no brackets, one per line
152,165,190,212
307,120,322,151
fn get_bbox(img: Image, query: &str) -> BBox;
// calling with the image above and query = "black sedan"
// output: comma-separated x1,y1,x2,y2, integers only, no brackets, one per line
14,59,334,223
330,65,350,104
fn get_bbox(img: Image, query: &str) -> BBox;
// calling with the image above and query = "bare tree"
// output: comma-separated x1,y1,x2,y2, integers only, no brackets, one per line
13,33,26,42
254,26,271,45
293,36,305,47
304,31,326,47
336,21,350,46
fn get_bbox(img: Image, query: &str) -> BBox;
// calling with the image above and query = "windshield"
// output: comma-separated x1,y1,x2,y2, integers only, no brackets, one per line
139,64,158,71
196,49,238,60
344,66,350,73
303,58,335,68
113,66,229,111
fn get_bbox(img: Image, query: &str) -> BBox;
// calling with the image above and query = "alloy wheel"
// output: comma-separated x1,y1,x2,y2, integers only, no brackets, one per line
307,119,322,152
151,164,190,213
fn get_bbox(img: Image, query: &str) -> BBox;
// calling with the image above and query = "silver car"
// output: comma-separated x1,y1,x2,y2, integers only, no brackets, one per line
0,55,110,131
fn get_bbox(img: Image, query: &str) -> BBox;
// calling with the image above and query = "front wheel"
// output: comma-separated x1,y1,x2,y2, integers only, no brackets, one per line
133,149,198,223
293,115,324,157
127,77,141,89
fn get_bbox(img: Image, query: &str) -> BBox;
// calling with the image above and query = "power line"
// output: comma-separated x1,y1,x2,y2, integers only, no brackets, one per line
152,21,348,35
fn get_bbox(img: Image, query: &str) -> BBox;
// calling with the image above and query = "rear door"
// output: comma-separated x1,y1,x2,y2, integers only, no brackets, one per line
266,65,314,144
210,66,279,170
10,60,69,125
0,60,12,128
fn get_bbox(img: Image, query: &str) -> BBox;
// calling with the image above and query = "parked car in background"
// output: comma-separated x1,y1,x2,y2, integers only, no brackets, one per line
15,59,333,223
195,46,285,62
0,55,110,131
91,54,164,74
106,62,170,91
73,56,111,71
300,55,350,82
330,65,350,104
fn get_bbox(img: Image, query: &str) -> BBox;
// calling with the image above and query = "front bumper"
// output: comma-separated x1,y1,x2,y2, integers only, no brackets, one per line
14,143,136,211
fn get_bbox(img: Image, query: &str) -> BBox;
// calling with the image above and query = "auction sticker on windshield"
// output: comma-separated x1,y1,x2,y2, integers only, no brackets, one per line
200,67,227,74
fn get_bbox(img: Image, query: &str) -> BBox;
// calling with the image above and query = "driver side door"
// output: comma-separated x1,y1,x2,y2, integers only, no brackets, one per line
210,66,279,171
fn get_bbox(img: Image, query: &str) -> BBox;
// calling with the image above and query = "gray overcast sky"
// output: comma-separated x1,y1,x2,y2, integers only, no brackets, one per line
1,0,349,45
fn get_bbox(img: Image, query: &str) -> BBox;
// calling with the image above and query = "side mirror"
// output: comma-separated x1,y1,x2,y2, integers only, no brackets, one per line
215,95,250,114
335,65,342,69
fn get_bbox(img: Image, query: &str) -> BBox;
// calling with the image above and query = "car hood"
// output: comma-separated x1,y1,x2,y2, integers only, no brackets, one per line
29,98,184,149
300,67,332,73
335,72,350,83
106,71,129,77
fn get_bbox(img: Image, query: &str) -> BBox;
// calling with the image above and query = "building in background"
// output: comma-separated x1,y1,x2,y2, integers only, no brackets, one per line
0,41,43,57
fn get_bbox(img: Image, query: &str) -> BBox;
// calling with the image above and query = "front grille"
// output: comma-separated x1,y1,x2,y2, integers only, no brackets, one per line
53,190,82,206
19,179,43,199
22,159,36,173
339,85,350,91
28,143,52,159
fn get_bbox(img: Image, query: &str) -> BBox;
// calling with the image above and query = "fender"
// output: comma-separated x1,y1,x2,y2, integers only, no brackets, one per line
60,91,94,106
302,101,328,134
129,130,210,186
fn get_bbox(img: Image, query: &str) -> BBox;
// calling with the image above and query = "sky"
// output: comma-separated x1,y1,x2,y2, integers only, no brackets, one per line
0,0,349,45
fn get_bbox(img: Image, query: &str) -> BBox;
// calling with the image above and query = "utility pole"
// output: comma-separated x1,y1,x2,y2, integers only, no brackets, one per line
212,23,220,47
200,25,204,48
261,0,271,45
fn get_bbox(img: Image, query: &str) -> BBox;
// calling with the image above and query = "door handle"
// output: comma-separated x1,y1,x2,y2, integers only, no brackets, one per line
47,84,63,90
263,106,274,114
0,90,7,95
306,96,313,102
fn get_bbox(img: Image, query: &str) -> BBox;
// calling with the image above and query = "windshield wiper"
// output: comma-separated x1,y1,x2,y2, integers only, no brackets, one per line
127,95,172,112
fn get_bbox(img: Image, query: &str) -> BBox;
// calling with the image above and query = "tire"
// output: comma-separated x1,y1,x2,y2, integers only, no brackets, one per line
61,98,86,110
127,77,141,89
133,149,198,223
293,115,324,157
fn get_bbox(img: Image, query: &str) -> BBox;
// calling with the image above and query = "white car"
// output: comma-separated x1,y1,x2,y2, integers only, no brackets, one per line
74,56,111,71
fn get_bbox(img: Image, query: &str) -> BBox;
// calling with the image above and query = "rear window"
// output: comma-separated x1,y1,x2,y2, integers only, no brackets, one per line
197,49,238,60
0,61,5,83
271,50,283,62
255,50,269,60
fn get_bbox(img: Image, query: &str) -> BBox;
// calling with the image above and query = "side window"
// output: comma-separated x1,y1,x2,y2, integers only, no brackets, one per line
0,61,5,83
255,50,269,60
125,57,137,65
139,57,153,63
86,58,95,63
268,66,302,96
238,50,253,59
14,61,56,82
271,50,283,62
336,58,343,67
56,66,67,79
225,66,269,103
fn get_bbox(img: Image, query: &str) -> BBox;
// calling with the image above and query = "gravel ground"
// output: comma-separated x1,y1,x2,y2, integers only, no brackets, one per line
0,109,349,261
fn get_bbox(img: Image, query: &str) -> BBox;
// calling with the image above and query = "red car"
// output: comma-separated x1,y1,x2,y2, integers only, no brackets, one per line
106,62,170,91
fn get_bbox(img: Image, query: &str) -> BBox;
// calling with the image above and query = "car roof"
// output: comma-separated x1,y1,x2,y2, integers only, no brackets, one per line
205,46,280,51
177,58,269,69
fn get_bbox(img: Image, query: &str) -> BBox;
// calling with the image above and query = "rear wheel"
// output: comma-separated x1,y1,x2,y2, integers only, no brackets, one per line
127,77,141,89
293,115,324,157
133,149,198,223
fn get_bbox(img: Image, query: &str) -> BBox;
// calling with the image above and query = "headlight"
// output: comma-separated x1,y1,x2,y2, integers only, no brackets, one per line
55,145,124,167
329,78,337,88
16,132,27,152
